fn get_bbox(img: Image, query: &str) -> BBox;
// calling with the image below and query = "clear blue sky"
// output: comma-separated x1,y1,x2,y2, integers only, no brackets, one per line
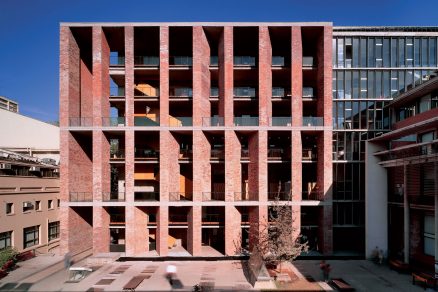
1,0,438,122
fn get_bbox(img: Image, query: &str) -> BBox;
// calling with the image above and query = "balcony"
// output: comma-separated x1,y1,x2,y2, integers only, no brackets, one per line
134,56,159,67
270,117,292,126
169,87,193,99
69,192,92,202
135,148,159,160
110,149,125,160
179,149,192,160
303,117,324,127
210,149,225,160
134,117,159,126
241,149,249,160
110,56,125,67
69,117,93,127
376,140,438,162
268,192,291,201
302,148,317,161
202,192,225,201
272,56,285,67
134,85,159,99
234,56,256,67
169,117,192,127
234,87,256,99
202,117,224,127
210,56,218,67
110,86,125,98
203,213,224,224
102,117,125,127
234,117,259,126
234,192,256,201
134,192,159,201
302,191,324,201
272,87,290,100
103,192,126,202
303,87,315,98
302,56,315,68
210,87,219,98
169,192,193,201
268,148,285,160
170,56,192,67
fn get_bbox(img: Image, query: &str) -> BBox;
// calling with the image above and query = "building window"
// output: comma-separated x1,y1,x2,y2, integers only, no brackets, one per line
23,226,39,249
57,199,60,208
35,201,41,211
48,221,60,241
48,200,54,209
0,231,12,250
6,203,14,215
424,216,435,256
23,201,34,213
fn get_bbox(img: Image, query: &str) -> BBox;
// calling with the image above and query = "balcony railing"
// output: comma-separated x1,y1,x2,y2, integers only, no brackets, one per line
103,192,126,202
302,56,315,67
134,192,159,201
270,117,292,126
303,87,314,98
69,117,93,127
302,191,324,201
110,55,125,66
241,149,249,159
109,214,125,225
110,86,125,97
234,117,259,126
179,149,193,160
202,117,224,127
272,87,291,98
170,56,193,66
134,117,159,126
110,149,125,160
134,86,159,98
234,56,256,67
135,148,159,159
234,87,256,98
69,192,92,202
210,87,219,97
211,149,225,160
169,87,193,98
234,192,257,201
268,148,285,160
303,117,324,127
102,117,125,127
210,56,218,67
202,214,224,223
169,192,193,201
272,56,285,67
302,149,317,161
377,141,438,161
134,56,159,66
202,192,225,201
169,117,192,127
268,192,291,201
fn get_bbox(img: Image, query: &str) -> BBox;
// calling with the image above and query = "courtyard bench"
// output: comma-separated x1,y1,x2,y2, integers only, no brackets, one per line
412,271,436,290
123,275,148,292
389,259,409,273
331,278,355,291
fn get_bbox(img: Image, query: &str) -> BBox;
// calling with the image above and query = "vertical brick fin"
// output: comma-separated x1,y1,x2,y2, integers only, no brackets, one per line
291,26,302,127
193,26,211,126
80,60,93,121
192,131,211,201
219,27,234,127
291,130,302,201
225,206,241,255
125,26,135,127
60,26,80,128
258,27,272,127
188,206,202,256
93,130,110,201
62,207,93,255
160,26,169,126
93,206,110,253
157,206,169,256
126,206,149,255
317,26,333,126
168,133,181,194
258,131,268,202
225,130,241,201
248,133,259,200
249,206,268,252
292,205,301,241
159,131,171,202
125,130,135,202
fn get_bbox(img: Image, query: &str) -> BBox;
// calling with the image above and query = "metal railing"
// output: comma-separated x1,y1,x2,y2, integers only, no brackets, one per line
202,117,224,126
302,56,315,67
110,149,125,159
170,56,193,66
210,87,219,97
110,86,125,97
134,56,159,66
134,192,160,201
270,117,292,126
302,191,325,201
241,149,249,159
303,87,314,98
268,148,284,159
169,117,192,127
303,117,324,127
302,149,317,160
169,192,193,201
234,192,257,201
102,117,125,127
234,56,256,66
234,117,259,126
234,87,256,98
268,192,291,201
272,87,286,97
210,149,225,160
169,87,193,98
110,55,125,66
272,56,285,67
134,117,159,126
103,192,126,202
202,192,225,201
179,149,192,160
135,148,159,159
169,214,188,223
202,214,224,223
379,141,438,161
210,56,218,66
69,192,92,202
69,117,93,127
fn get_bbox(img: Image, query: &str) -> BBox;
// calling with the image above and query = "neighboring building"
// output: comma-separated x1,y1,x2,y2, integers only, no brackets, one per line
333,27,438,255
0,149,60,253
0,96,19,113
60,23,333,257
367,74,438,273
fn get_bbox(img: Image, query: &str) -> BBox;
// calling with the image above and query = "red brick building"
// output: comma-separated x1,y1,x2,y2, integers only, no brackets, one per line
59,23,333,257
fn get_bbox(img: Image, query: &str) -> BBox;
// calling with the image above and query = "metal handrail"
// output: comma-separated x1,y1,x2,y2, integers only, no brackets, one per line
102,117,125,127
134,117,159,126
270,117,292,126
170,56,193,66
234,56,256,66
234,117,259,126
303,117,324,127
202,192,225,201
169,87,193,97
272,56,285,66
134,56,159,66
234,87,256,98
210,149,225,160
110,55,125,66
169,192,193,201
134,148,159,159
69,192,92,202
110,86,125,97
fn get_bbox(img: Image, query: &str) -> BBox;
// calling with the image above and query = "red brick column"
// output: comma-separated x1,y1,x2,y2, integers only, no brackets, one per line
126,207,149,255
188,206,202,256
93,207,110,253
291,130,302,239
62,207,93,255
80,59,93,121
249,206,268,252
193,26,211,127
124,129,135,255
219,27,233,127
193,131,211,201
159,131,171,202
225,206,242,255
317,26,333,126
125,26,134,127
160,26,169,126
168,133,181,194
93,131,110,201
225,130,241,201
291,26,302,127
258,26,272,127
249,131,268,201
157,206,169,256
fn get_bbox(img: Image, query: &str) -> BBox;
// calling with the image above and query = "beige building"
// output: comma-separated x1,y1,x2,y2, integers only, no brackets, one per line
0,96,18,113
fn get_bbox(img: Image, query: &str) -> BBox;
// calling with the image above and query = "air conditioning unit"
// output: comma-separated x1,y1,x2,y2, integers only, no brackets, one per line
54,169,59,173
29,166,40,172
0,163,12,170
23,202,33,208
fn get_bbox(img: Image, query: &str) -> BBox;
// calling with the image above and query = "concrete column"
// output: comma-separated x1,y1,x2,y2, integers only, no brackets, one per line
192,131,211,201
225,130,241,201
160,26,169,126
188,206,202,256
125,26,134,127
225,206,242,255
258,26,272,127
219,27,233,127
193,26,210,127
291,26,302,127
93,207,110,253
157,206,169,256
403,164,409,263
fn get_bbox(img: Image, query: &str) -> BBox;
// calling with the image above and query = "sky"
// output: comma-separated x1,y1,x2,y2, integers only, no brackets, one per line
1,0,438,122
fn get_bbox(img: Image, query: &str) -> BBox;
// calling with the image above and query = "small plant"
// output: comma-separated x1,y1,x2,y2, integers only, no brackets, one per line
0,247,19,270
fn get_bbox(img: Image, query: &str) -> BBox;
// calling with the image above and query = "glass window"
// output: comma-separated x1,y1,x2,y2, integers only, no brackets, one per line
375,38,382,67
375,71,382,98
22,201,33,213
48,221,60,241
35,201,41,211
368,71,374,99
23,226,39,249
421,38,428,66
430,38,437,67
414,38,420,66
337,102,344,129
337,38,344,68
432,93,438,109
399,38,405,67
398,70,405,94
57,199,60,208
406,38,413,67
419,94,431,113
337,71,344,99
332,39,337,67
383,38,390,67
0,231,12,250
345,71,351,99
6,203,13,215
414,70,422,86
360,38,367,67
360,71,367,98
353,38,359,67
406,70,413,90
352,71,359,99
424,216,435,256
391,71,398,97
332,74,337,99
48,200,54,209
391,38,397,67
367,38,375,67
383,71,390,98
